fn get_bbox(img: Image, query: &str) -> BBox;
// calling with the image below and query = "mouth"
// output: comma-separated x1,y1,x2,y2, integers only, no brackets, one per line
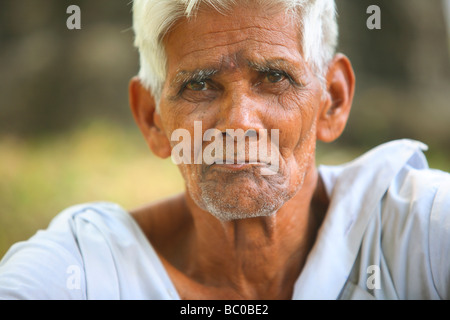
207,156,270,172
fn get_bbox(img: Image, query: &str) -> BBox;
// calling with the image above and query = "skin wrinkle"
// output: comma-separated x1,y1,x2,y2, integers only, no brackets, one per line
132,0,333,103
172,38,298,64
177,54,309,218
167,59,310,120
159,15,305,92
164,13,301,65
129,2,354,299
186,24,289,37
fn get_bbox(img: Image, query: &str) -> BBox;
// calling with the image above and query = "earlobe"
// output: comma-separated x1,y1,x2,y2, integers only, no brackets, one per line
129,77,172,158
316,54,355,143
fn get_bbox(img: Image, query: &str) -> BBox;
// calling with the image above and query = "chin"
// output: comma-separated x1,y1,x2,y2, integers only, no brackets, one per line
204,197,279,222
195,178,291,222
184,159,305,221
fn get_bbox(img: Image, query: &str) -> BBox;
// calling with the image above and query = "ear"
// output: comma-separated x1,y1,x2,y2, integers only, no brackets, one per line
129,77,171,158
316,53,355,143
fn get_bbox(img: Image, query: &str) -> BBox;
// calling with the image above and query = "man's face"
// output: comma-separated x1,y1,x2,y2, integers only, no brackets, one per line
158,4,326,220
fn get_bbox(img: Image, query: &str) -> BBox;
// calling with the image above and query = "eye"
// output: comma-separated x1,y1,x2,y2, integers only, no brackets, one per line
186,80,208,91
265,71,286,83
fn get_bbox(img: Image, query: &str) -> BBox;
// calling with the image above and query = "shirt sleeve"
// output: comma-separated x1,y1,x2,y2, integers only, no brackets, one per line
0,211,86,300
429,176,450,299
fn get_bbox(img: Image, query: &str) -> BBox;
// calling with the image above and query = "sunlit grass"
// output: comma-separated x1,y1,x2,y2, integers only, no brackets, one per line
1,121,448,257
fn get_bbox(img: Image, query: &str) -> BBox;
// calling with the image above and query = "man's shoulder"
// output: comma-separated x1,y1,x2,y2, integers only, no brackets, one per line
50,201,129,227
362,139,449,211
379,149,450,240
319,139,444,219
376,144,450,299
1,201,128,265
64,201,131,239
0,200,179,300
339,140,450,299
327,139,449,221
0,203,112,299
319,140,450,299
320,139,446,196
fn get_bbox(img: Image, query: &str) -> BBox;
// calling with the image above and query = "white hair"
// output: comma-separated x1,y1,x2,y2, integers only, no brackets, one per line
132,0,338,104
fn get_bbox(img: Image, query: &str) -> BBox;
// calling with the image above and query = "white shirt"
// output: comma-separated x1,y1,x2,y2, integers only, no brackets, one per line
0,139,449,299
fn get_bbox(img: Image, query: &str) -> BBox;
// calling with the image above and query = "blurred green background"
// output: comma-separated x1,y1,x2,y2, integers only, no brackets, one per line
1,0,449,257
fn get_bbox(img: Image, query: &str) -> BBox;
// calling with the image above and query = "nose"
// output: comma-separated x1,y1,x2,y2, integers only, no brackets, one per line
215,88,265,134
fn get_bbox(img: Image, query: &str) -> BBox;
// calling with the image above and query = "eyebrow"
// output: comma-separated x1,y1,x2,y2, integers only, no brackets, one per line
247,59,296,74
170,68,219,89
170,58,302,90
247,59,302,86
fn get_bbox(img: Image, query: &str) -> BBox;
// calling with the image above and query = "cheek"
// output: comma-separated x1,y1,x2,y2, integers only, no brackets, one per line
159,106,195,150
272,90,319,158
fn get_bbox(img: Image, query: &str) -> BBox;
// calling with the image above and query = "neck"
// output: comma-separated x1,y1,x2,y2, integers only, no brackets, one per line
182,166,327,299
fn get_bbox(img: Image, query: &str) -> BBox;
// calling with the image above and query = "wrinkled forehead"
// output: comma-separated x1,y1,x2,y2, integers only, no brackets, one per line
162,4,305,77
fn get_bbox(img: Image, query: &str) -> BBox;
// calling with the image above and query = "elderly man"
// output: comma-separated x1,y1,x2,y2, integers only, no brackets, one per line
0,0,449,300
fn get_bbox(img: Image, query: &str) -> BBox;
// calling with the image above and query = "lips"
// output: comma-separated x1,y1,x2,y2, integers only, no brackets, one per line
201,141,280,176
213,159,267,165
211,154,271,165
205,155,269,174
